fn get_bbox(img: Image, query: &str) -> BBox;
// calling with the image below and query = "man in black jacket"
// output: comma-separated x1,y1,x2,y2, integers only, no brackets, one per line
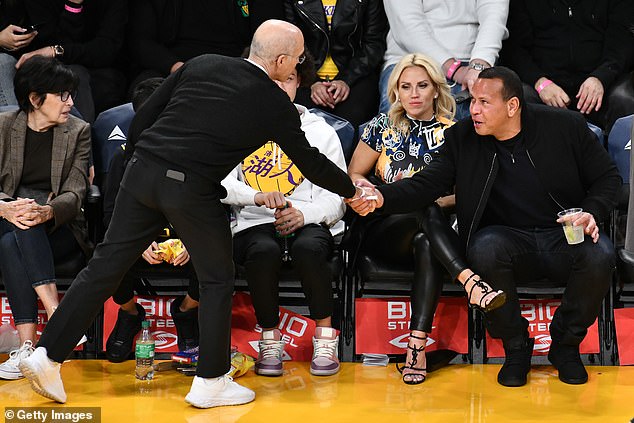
19,19,359,408
349,67,620,387
501,0,634,131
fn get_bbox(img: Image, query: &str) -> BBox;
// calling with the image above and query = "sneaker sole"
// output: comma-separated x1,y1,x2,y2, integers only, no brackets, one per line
0,371,23,380
184,393,255,408
254,367,283,377
310,365,340,376
18,362,66,403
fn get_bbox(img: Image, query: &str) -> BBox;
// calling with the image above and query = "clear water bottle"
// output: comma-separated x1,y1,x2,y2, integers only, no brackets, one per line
135,321,155,380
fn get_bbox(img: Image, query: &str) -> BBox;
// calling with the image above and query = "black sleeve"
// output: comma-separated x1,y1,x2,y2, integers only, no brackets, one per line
500,0,545,87
589,0,634,89
271,100,356,198
377,141,457,214
128,0,179,76
126,65,182,159
337,0,388,86
25,0,128,67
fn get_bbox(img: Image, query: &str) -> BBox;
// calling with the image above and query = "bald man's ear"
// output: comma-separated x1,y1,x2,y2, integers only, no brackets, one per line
507,97,520,117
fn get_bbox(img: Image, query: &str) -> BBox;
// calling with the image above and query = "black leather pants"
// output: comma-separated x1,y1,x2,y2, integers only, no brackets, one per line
361,203,467,332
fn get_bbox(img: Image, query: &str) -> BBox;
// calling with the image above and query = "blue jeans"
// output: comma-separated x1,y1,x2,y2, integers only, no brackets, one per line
0,54,18,107
467,225,614,347
0,220,79,324
378,63,471,120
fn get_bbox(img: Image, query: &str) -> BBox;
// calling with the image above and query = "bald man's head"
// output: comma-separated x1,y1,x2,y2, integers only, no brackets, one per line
249,20,304,64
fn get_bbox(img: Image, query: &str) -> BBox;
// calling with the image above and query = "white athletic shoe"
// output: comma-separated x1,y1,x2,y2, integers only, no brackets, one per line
18,346,66,403
0,340,34,380
185,375,255,408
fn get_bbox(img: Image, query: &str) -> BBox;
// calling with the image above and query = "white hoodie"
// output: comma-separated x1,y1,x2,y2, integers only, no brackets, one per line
221,104,346,236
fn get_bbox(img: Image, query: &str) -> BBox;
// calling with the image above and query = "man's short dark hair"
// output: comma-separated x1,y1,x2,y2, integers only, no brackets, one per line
478,66,524,108
131,77,165,111
13,56,79,113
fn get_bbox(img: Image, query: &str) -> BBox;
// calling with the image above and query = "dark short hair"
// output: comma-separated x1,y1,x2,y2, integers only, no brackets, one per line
13,56,79,113
478,66,524,108
241,45,316,88
131,77,164,111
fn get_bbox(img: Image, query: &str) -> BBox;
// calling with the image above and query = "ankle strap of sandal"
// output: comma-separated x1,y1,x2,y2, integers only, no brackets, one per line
409,333,427,341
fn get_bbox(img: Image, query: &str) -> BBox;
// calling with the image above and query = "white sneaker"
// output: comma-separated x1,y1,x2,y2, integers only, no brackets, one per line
0,340,34,380
18,346,66,403
184,375,255,408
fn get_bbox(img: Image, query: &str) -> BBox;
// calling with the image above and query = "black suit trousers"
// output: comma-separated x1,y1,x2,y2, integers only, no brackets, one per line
38,154,234,378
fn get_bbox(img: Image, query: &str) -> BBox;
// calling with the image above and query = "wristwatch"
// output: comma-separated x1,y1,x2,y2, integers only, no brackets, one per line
52,45,64,58
469,62,486,71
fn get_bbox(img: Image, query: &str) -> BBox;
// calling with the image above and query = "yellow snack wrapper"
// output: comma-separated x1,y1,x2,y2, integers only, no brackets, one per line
227,351,254,378
153,239,185,262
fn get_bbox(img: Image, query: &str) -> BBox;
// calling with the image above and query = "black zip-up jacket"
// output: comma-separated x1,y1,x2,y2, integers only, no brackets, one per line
284,0,387,86
377,104,621,248
501,0,634,94
129,0,283,76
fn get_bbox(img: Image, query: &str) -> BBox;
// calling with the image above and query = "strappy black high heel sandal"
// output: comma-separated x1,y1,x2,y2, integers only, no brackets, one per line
396,333,427,385
464,273,506,313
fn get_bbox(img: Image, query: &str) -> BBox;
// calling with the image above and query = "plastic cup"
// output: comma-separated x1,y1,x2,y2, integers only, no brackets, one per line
557,208,584,245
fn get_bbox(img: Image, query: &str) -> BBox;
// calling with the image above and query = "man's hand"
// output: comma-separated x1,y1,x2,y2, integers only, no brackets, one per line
344,181,383,216
16,46,54,69
576,77,604,114
310,82,336,108
536,78,570,108
0,25,37,51
274,201,304,236
326,80,350,104
141,242,163,264
254,191,286,209
556,211,600,243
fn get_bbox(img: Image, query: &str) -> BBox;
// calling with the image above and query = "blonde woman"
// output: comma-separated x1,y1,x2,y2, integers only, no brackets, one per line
348,53,505,385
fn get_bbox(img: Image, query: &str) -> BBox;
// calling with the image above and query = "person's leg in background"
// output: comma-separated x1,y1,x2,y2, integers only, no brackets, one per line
603,72,634,133
105,272,146,362
0,53,18,106
170,268,200,352
378,63,395,114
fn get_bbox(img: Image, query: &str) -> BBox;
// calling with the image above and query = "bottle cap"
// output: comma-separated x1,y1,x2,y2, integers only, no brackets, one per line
142,320,150,329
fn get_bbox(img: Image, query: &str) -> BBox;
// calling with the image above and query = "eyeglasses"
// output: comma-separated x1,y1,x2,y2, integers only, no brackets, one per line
58,91,75,102
281,53,306,65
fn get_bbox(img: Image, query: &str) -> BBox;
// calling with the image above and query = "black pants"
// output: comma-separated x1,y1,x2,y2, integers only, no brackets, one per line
233,223,334,329
467,225,614,347
38,154,233,378
295,70,380,128
359,204,467,333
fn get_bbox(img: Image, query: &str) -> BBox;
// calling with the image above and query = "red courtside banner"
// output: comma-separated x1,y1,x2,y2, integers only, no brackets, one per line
614,308,634,365
1,295,83,351
355,297,469,355
230,292,317,361
102,296,179,353
485,299,599,357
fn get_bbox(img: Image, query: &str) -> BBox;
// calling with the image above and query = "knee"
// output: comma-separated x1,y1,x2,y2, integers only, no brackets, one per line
291,238,330,263
245,240,282,264
577,236,616,274
467,228,511,269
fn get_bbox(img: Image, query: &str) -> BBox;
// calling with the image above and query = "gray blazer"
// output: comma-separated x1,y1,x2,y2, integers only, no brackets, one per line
0,110,92,255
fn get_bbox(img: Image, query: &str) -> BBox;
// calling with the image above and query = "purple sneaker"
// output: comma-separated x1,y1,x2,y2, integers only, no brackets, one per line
310,327,340,376
255,329,285,377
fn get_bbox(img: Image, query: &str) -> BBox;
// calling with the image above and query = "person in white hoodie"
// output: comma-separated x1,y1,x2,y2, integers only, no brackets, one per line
378,0,509,119
221,54,346,378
